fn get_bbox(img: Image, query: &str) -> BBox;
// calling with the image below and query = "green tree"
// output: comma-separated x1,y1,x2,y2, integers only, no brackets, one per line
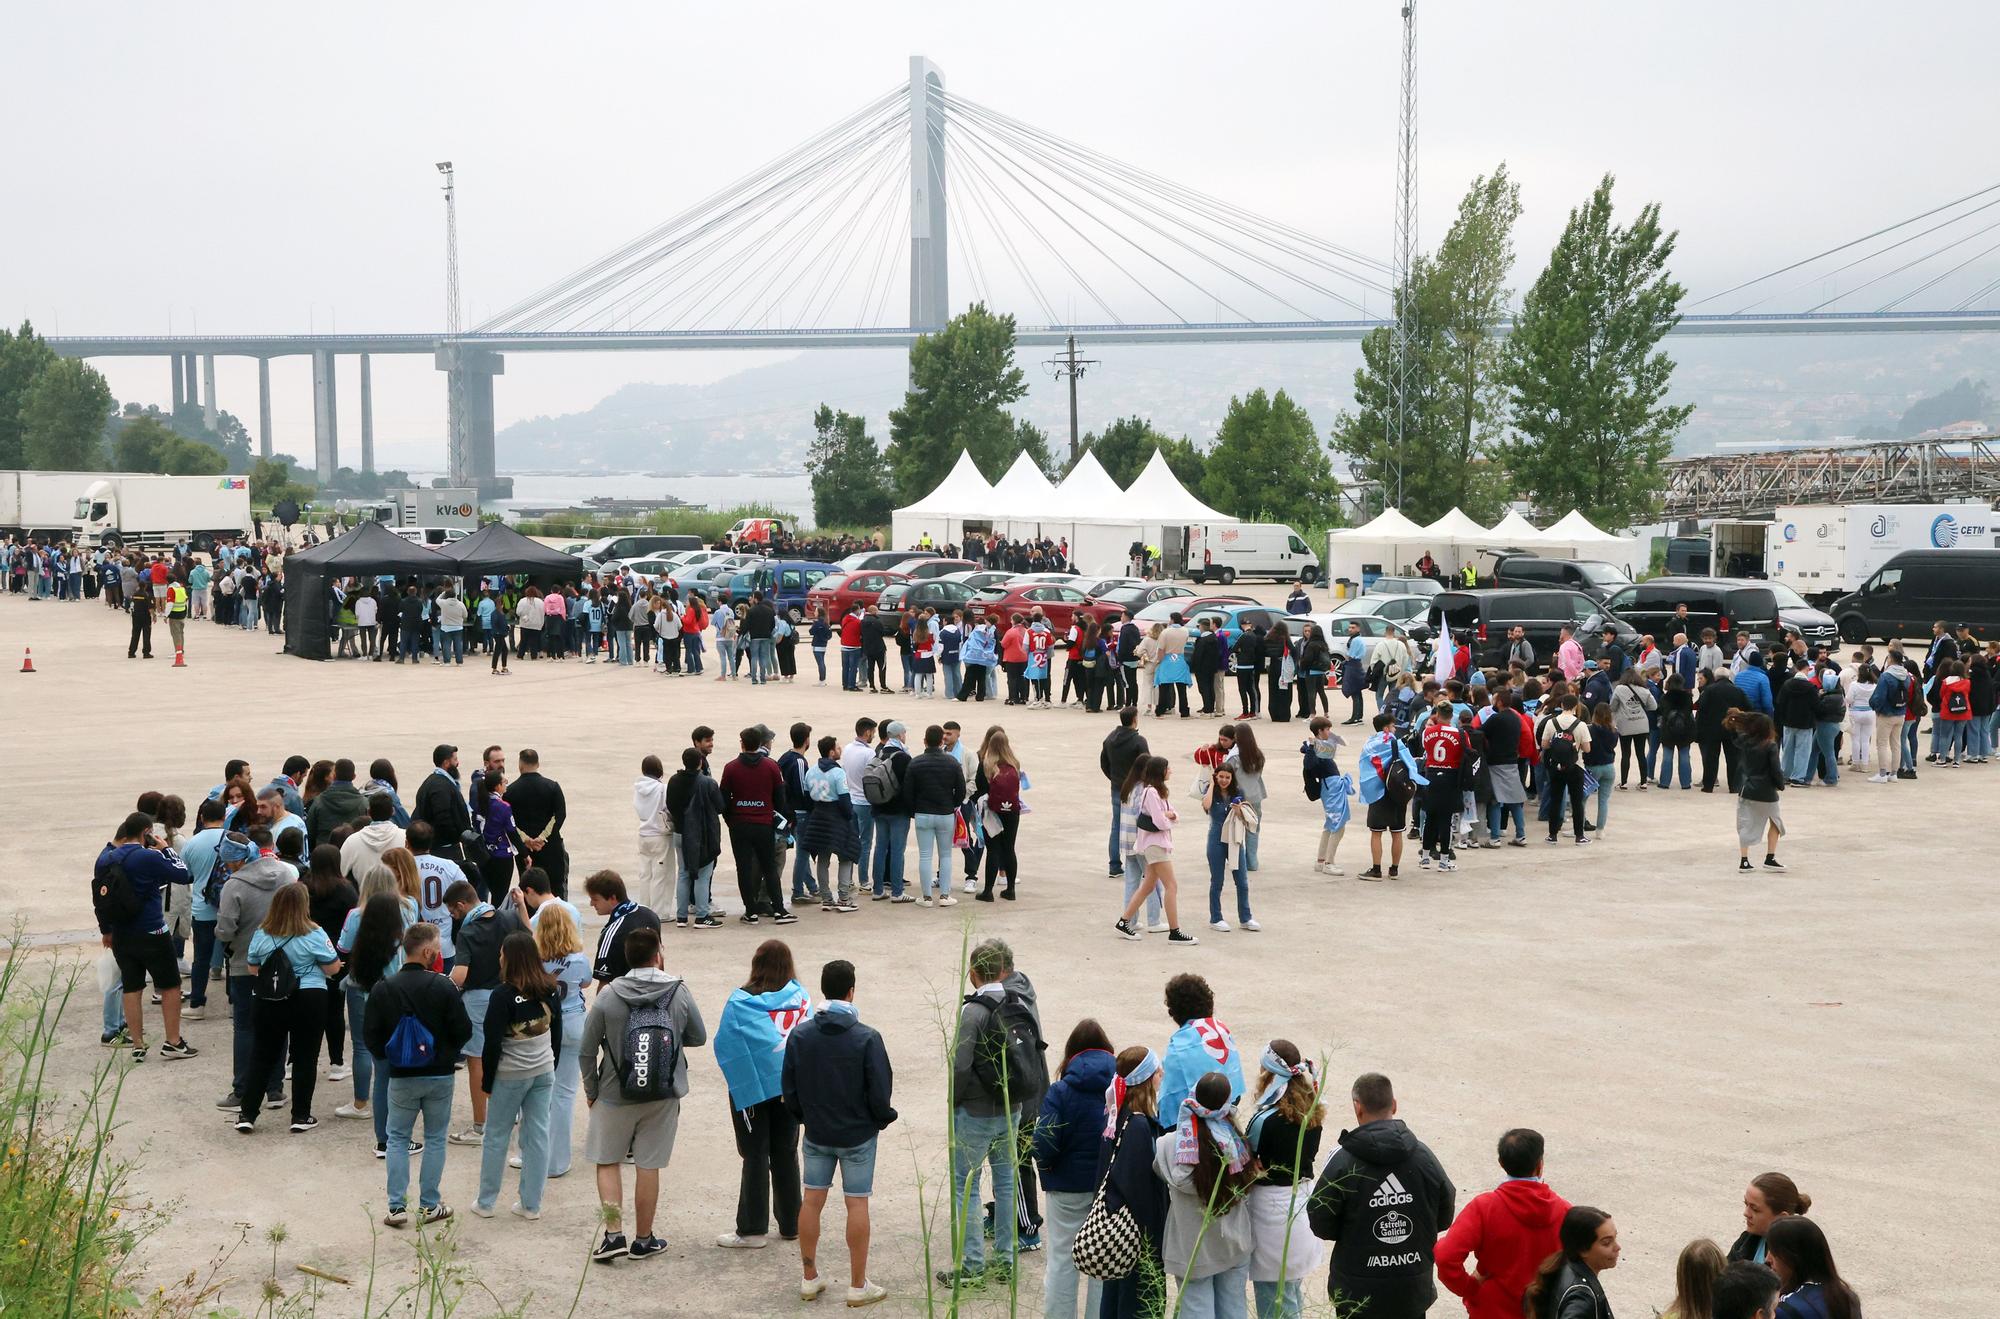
1068,415,1209,491
1502,174,1691,528
112,415,228,475
20,356,112,470
806,404,893,526
249,456,315,509
1331,165,1520,522
884,303,1053,499
0,321,60,469
1201,388,1338,527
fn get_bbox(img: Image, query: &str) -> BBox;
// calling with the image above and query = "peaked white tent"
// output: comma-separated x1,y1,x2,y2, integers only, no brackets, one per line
1419,507,1492,546
1324,508,1434,591
1121,449,1231,523
889,449,996,550
1047,450,1127,518
1540,509,1626,545
1487,509,1548,545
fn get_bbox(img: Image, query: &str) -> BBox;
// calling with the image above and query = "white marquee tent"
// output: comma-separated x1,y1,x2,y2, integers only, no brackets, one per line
889,450,997,550
1324,506,1646,590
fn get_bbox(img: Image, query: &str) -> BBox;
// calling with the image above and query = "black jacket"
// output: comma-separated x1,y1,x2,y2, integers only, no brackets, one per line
1535,1258,1612,1319
412,770,473,850
592,902,663,983
1099,725,1149,786
478,984,565,1092
1190,631,1223,676
668,769,724,873
504,771,567,846
363,964,474,1078
903,748,967,815
1658,687,1696,745
1483,707,1522,765
743,601,776,640
1306,1118,1457,1308
1232,629,1264,674
1737,736,1785,802
781,1006,897,1147
1775,675,1820,730
453,904,523,993
1695,675,1749,739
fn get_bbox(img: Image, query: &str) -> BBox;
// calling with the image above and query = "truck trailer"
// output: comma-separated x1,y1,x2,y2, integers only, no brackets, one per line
1767,502,1995,605
74,474,253,551
0,470,102,540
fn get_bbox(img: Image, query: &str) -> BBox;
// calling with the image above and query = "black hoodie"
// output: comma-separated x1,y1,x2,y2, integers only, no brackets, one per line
1099,724,1150,786
1306,1117,1457,1310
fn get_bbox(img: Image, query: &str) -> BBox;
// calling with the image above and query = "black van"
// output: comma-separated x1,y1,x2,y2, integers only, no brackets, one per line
1830,549,2000,643
580,532,706,562
1601,577,1835,652
1428,589,1638,669
1489,555,1634,603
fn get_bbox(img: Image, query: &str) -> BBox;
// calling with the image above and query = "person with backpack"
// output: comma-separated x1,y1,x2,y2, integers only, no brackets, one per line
1657,673,1696,790
1357,713,1427,880
93,811,198,1064
1935,658,1974,767
581,924,708,1264
1807,661,1846,785
783,958,895,1309
1306,1072,1457,1319
1867,653,1912,782
1537,696,1591,846
364,920,473,1227
864,722,913,902
236,882,342,1134
938,938,1048,1290
1243,1041,1327,1319
473,931,564,1221
713,940,812,1251
215,825,296,1112
445,878,524,1148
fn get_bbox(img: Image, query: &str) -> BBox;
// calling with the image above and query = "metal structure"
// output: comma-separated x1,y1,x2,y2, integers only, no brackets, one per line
438,162,473,487
1043,332,1098,464
1662,435,2000,518
1388,0,1419,508
908,58,949,331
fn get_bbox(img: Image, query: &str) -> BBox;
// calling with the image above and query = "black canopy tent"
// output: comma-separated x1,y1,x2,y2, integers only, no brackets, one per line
434,522,587,578
282,522,450,660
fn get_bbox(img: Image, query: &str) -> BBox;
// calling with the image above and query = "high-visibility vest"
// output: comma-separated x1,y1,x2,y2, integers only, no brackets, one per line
167,583,189,617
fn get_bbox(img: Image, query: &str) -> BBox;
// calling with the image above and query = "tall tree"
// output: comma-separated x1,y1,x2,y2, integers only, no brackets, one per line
884,303,1052,500
1068,415,1208,492
1502,174,1691,528
249,456,315,508
0,321,60,469
112,415,228,476
1330,165,1520,522
20,356,112,470
805,404,893,527
1201,388,1338,527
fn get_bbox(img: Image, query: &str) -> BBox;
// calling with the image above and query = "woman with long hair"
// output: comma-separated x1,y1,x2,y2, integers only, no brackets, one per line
1610,667,1658,787
1726,709,1787,873
1524,1205,1620,1318
1295,622,1332,721
1263,620,1295,723
535,902,592,1180
1202,765,1257,934
302,759,335,806
1032,1019,1116,1318
471,771,523,903
1224,722,1269,872
1243,1041,1324,1319
1729,1172,1811,1264
1153,1070,1257,1314
1098,1045,1168,1319
304,843,359,1082
1662,1237,1726,1319
1115,756,1196,944
366,758,410,827
378,845,423,915
1764,1216,1860,1319
714,940,809,1249
474,931,563,1220
978,730,1023,902
238,882,341,1135
335,890,407,1151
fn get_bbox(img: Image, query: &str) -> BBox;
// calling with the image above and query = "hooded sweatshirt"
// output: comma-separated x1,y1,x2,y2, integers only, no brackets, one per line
1306,1118,1457,1308
633,774,670,839
1435,1178,1573,1319
578,968,708,1106
306,779,367,847
213,856,295,978
339,820,406,881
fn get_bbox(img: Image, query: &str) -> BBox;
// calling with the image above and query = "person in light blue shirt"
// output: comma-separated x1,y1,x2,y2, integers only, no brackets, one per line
180,801,229,1012
239,882,342,1131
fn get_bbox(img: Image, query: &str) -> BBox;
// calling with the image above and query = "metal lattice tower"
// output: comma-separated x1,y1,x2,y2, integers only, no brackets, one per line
439,162,462,334
1388,0,1418,508
438,161,471,482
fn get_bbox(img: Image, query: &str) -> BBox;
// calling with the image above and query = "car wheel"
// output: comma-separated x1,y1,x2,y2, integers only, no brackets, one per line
1299,566,1318,585
1219,567,1237,586
1837,614,1868,644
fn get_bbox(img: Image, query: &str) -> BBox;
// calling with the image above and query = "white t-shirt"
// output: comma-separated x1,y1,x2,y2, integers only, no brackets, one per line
840,738,875,804
413,854,462,957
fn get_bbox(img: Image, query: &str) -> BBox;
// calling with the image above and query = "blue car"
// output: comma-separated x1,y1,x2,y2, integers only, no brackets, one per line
1129,597,1282,650
728,559,836,613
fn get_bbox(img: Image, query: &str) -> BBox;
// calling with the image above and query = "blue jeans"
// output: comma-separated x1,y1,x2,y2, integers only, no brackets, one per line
1972,716,1994,759
791,828,817,901
1813,721,1841,783
682,632,702,672
802,1136,878,1196
1902,718,1920,771
852,800,874,881
102,986,124,1035
942,658,962,698
1252,1277,1303,1319
841,648,861,690
399,629,420,661
479,1071,554,1213
1106,790,1122,875
749,637,775,682
1940,720,1969,761
1122,854,1163,926
951,1108,1017,1272
716,637,737,673
676,858,714,921
913,813,956,900
1043,1188,1102,1318
615,630,634,665
1659,743,1692,788
870,814,909,897
812,646,828,682
1781,726,1815,781
1176,1262,1249,1319
550,1006,584,1176
1206,839,1250,924
1487,799,1525,842
386,1075,455,1212
189,919,217,1007
1590,763,1615,831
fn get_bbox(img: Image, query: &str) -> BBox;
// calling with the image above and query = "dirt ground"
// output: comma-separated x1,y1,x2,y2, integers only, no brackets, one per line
2,583,1985,1316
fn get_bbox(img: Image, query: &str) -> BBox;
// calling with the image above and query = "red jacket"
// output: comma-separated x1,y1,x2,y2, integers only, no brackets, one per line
718,753,787,827
840,614,862,648
1435,1179,1570,1319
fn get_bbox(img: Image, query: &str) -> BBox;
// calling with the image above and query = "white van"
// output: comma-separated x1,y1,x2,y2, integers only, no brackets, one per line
1183,522,1320,584
389,526,470,548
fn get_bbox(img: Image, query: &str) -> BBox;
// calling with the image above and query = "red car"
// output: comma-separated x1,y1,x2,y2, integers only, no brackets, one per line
970,581,1121,633
805,570,911,618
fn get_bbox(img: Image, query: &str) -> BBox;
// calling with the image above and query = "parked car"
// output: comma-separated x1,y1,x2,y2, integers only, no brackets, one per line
1077,576,1147,597
996,570,1082,589
806,570,913,618
617,556,682,583
677,561,744,596
1131,600,1286,650
579,532,706,562
969,581,1117,632
727,559,837,612
836,549,938,574
873,578,981,618
1426,589,1638,669
1365,575,1445,597
1301,611,1434,673
938,569,1017,592
1601,576,1835,653
897,557,979,580
1093,582,1198,615
1488,554,1633,603
1330,592,1434,629
1830,548,2000,643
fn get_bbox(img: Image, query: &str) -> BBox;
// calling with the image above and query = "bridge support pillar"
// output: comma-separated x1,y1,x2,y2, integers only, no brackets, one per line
908,56,949,332
435,346,505,495
257,358,272,459
171,355,184,411
201,355,218,433
312,349,339,483
359,353,375,474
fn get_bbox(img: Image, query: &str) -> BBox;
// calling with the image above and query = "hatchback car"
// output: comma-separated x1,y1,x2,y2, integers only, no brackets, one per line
806,570,912,618
1145,601,1286,651
835,549,939,574
970,581,1117,632
938,569,1017,592
1330,592,1434,629
1130,594,1259,627
1093,582,1199,615
897,557,979,580
873,578,981,618
1366,575,1445,597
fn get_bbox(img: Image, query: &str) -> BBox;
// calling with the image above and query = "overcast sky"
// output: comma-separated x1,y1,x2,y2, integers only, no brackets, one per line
5,1,1996,468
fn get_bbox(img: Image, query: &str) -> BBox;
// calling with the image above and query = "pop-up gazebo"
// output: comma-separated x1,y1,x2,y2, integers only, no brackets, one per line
282,521,448,660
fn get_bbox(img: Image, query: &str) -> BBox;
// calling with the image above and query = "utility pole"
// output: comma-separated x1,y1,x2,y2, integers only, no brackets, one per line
438,162,461,334
439,161,467,484
1044,333,1098,465
1388,0,1419,510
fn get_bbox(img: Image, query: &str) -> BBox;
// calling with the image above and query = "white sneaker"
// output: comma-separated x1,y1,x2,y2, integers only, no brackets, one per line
328,1064,351,1082
802,1275,827,1301
1241,918,1261,931
509,1153,523,1169
937,896,957,907
469,1202,496,1218
511,1202,540,1221
1146,921,1171,934
918,897,933,907
448,1125,484,1146
1324,866,1345,876
847,1280,888,1308
963,878,979,894
334,1102,370,1120
1438,858,1458,872
716,1232,770,1249
1208,919,1232,933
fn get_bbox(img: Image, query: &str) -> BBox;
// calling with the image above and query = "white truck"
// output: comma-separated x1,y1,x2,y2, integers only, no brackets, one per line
1767,502,1995,605
391,487,479,530
74,474,253,551
0,470,100,540
1185,522,1320,584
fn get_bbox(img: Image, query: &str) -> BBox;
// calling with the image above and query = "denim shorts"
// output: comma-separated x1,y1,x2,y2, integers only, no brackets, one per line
460,987,491,1058
802,1136,877,1197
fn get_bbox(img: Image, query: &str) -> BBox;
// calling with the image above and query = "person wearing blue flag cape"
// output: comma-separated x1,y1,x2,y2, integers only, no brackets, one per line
1159,971,1244,1122
713,940,812,1250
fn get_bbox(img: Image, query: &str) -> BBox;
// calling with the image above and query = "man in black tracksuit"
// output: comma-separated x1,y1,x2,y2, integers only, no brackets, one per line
1307,1072,1456,1319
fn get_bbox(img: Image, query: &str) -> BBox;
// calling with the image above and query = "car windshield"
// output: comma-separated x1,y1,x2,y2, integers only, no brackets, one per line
1766,583,1812,610
1577,561,1631,586
812,574,848,591
1330,596,1380,615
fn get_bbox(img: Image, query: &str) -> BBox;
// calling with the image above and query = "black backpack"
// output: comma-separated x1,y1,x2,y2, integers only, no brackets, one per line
92,855,141,930
965,988,1049,1106
254,936,299,1002
619,981,683,1101
1542,717,1581,773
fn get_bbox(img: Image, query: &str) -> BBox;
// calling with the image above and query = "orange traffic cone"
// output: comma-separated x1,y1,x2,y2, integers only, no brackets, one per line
19,647,34,673
172,648,187,668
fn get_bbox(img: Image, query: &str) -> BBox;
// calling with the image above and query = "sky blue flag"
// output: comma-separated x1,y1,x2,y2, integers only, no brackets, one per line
1160,1015,1246,1122
714,982,812,1113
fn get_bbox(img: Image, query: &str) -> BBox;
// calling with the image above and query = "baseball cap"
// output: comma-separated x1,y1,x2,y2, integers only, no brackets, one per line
1583,659,1600,671
432,743,458,765
751,723,776,746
